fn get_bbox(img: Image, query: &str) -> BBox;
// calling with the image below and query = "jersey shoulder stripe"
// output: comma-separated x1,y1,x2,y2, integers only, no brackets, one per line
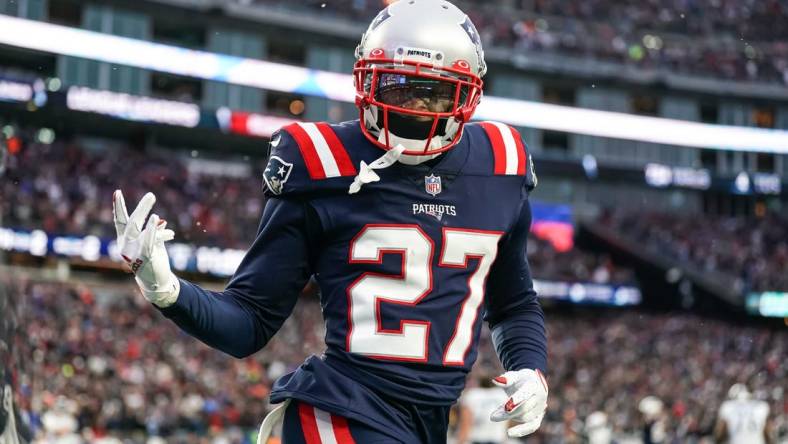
283,122,357,180
479,121,527,176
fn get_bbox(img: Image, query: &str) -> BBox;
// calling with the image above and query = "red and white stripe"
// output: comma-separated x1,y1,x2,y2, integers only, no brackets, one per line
298,403,356,444
284,122,357,180
480,122,527,176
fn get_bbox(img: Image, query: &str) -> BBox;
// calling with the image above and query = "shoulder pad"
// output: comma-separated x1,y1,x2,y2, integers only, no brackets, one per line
263,122,358,197
474,121,537,191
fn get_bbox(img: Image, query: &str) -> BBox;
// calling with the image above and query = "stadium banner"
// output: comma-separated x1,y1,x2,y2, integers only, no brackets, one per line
530,201,574,252
2,15,788,154
644,163,711,191
215,107,299,138
746,292,788,318
534,279,641,306
3,78,297,137
644,163,784,195
66,86,201,128
0,226,245,277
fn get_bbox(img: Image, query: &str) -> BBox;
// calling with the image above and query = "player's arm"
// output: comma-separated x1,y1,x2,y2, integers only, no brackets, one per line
112,128,323,359
455,396,473,444
112,190,318,359
163,196,318,358
713,416,728,443
764,415,775,444
483,195,548,438
484,197,546,372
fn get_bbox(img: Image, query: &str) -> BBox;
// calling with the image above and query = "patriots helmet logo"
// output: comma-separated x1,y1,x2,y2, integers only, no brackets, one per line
370,8,391,31
425,174,442,196
263,156,293,195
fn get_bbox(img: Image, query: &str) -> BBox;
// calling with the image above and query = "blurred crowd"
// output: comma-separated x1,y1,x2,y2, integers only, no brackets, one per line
527,237,635,285
0,130,635,285
600,210,788,292
0,133,264,250
243,0,788,85
2,276,785,443
1,276,320,443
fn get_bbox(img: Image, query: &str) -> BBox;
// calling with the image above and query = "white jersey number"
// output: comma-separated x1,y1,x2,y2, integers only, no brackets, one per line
347,225,501,364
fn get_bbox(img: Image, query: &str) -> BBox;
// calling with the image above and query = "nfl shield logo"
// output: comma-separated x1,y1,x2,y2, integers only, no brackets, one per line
424,174,442,196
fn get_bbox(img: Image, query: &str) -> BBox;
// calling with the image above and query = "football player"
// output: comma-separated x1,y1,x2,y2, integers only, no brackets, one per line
456,374,510,444
112,1,547,442
715,384,773,444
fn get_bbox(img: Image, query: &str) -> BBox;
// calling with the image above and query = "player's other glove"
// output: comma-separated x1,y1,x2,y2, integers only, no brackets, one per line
490,368,548,438
113,190,180,308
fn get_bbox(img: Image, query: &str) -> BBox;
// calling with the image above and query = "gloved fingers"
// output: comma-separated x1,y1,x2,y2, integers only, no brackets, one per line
150,216,173,243
517,393,543,418
491,377,542,421
490,404,511,422
112,190,129,238
520,400,547,425
490,389,536,422
125,192,156,240
507,414,544,438
158,228,175,243
492,371,520,390
141,214,160,258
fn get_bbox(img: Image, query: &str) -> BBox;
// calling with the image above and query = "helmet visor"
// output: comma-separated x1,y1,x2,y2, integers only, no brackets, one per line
370,73,468,116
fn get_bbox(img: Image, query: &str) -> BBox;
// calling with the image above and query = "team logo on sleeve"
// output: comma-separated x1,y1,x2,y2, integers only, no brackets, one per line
263,156,293,195
424,174,442,196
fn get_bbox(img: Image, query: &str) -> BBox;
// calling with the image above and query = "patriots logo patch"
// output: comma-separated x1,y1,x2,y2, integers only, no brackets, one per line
263,156,293,195
461,16,480,46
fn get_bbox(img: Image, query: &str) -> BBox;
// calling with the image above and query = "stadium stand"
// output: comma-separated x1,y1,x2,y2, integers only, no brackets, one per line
0,127,264,250
599,209,788,292
244,0,788,84
3,276,784,442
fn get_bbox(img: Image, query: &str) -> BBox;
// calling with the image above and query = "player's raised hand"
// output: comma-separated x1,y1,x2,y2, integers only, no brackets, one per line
490,368,548,438
113,190,180,307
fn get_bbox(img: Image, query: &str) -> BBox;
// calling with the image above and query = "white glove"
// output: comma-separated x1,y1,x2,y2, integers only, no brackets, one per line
490,368,548,438
113,190,180,308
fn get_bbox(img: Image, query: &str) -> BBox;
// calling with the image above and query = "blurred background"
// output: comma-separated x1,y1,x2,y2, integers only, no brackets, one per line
0,0,786,442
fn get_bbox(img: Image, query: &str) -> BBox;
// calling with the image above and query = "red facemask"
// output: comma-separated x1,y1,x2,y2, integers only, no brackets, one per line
354,54,483,156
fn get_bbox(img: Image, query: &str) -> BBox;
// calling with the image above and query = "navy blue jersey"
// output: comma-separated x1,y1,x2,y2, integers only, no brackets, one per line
159,120,546,439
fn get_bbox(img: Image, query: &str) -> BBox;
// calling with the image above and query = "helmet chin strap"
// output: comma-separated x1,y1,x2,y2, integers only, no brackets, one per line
348,141,446,194
378,130,443,165
349,144,407,194
362,106,460,161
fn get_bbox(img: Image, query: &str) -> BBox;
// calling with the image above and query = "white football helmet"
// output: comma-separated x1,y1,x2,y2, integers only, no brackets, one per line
354,0,486,156
728,383,751,400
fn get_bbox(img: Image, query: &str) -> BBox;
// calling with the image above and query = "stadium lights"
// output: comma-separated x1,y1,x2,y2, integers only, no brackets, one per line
1,15,788,154
0,79,33,102
746,292,788,318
